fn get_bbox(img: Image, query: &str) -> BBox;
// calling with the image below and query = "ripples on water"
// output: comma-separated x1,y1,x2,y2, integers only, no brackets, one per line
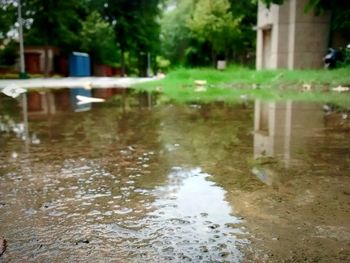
0,158,246,262
0,92,248,262
1,91,349,262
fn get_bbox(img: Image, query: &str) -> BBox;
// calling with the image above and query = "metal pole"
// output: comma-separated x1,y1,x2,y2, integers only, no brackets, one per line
18,0,26,76
22,92,29,147
18,0,29,146
147,52,151,77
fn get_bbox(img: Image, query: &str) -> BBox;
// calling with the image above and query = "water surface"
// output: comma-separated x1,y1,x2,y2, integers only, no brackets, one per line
0,89,349,262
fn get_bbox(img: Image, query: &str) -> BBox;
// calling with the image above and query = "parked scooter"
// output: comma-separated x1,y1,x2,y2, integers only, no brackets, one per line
323,48,343,69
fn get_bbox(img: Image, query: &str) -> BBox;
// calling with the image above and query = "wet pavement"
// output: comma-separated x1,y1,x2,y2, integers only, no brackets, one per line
0,88,349,262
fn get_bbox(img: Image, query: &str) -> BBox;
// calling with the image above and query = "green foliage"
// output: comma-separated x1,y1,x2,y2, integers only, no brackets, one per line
156,56,171,71
23,0,87,51
344,48,350,66
188,0,241,57
79,11,119,65
160,0,257,67
160,0,195,65
337,46,350,68
261,0,283,7
0,0,88,54
0,41,17,66
101,0,163,75
136,66,350,108
0,2,17,44
228,0,257,64
0,0,164,75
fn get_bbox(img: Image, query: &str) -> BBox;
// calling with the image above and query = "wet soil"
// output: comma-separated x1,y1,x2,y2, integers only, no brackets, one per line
0,90,349,262
0,236,6,257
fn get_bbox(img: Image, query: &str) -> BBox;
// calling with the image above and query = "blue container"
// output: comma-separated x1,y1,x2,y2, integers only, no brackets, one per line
69,52,91,77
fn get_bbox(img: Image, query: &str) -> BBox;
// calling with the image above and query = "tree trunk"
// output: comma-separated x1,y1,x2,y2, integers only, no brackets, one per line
120,48,126,77
224,45,229,64
211,48,217,68
138,54,147,77
44,44,49,77
43,0,50,78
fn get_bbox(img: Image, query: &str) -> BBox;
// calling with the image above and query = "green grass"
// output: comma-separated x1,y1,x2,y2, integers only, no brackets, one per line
135,65,350,108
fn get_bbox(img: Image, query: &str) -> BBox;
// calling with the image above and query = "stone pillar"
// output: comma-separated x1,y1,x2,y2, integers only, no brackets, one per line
291,0,330,69
256,0,330,69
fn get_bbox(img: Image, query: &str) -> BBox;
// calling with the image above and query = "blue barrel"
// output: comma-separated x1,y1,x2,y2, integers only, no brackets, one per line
69,52,91,77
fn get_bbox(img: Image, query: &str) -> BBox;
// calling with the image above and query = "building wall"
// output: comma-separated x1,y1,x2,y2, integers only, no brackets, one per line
291,0,330,69
23,47,56,74
256,0,330,70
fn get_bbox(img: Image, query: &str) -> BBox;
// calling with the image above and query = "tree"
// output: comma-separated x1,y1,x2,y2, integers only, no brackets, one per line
100,0,163,76
160,0,257,67
0,1,18,67
228,0,257,64
160,0,196,65
79,11,119,65
132,0,162,76
23,0,88,76
0,1,17,45
1,0,163,76
187,0,241,65
0,40,17,66
0,0,90,71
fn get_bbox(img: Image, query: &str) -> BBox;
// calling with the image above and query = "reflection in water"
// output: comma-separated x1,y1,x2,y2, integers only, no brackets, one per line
240,99,350,261
22,93,29,148
154,167,235,223
0,92,246,262
0,116,26,139
0,93,349,262
26,88,154,116
27,88,108,115
254,100,325,175
148,167,245,262
253,100,326,185
1,88,155,148
70,87,92,112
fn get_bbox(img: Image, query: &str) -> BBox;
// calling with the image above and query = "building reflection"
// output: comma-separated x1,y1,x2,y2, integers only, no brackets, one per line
26,87,155,118
253,100,324,168
27,88,93,115
0,87,157,152
27,89,75,116
70,88,92,112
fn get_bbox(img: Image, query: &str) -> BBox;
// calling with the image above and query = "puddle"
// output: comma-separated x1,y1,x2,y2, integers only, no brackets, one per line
0,90,349,262
146,167,245,262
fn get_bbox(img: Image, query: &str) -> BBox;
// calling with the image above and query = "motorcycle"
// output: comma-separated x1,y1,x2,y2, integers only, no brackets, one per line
323,48,343,69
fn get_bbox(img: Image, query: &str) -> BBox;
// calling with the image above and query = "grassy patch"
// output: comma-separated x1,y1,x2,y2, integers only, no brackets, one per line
135,66,350,108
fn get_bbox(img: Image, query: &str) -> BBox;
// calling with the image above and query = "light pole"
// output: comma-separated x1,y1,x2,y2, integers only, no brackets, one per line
147,52,151,77
17,0,26,78
17,0,29,146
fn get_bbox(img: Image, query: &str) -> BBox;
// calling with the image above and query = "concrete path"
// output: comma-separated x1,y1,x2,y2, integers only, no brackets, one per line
0,77,155,89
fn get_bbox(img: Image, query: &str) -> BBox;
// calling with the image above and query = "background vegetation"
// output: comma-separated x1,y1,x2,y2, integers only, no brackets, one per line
0,0,349,75
136,66,350,108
